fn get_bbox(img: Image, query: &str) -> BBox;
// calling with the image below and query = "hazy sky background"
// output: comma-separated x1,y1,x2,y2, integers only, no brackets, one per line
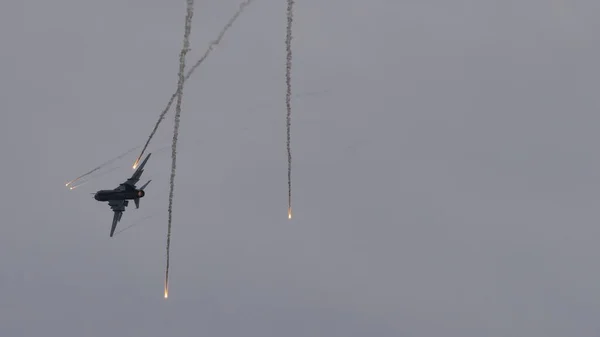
2,0,600,335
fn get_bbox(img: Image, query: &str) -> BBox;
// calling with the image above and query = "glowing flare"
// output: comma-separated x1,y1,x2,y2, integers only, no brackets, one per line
69,181,88,190
288,207,292,219
65,179,78,187
132,157,140,170
164,285,169,299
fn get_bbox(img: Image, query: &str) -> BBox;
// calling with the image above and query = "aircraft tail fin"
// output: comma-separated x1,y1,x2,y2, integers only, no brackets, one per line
140,180,151,190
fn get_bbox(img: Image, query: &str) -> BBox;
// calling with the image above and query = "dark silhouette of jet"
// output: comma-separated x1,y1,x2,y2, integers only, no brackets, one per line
93,153,152,237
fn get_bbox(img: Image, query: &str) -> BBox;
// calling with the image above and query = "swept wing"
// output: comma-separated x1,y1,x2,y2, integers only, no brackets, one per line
108,199,126,237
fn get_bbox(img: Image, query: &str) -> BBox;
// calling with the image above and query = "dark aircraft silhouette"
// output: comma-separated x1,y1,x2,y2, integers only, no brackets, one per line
93,153,152,237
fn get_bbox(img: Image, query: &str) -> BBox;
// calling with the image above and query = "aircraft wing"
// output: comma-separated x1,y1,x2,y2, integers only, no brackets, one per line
124,153,151,188
108,199,126,237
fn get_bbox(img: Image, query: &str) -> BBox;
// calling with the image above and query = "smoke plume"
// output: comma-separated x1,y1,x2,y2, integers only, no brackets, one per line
133,0,256,169
285,0,294,219
165,0,195,299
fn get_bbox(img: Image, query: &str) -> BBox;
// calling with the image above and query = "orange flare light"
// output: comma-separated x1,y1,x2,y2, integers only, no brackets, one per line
132,157,140,170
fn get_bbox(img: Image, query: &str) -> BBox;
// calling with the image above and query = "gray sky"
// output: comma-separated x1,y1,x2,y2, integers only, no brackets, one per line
2,0,600,335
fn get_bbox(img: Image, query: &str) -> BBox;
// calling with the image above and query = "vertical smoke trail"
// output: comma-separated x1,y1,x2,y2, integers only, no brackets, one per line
184,0,255,82
285,0,294,219
133,0,256,169
165,0,195,299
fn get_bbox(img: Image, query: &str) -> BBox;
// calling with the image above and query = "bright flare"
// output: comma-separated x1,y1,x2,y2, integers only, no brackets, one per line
69,181,88,190
288,207,292,219
164,286,169,299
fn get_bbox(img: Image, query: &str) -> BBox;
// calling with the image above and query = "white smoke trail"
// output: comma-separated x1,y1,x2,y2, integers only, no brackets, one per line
165,0,195,300
68,166,122,190
285,0,294,219
134,0,256,168
65,146,139,187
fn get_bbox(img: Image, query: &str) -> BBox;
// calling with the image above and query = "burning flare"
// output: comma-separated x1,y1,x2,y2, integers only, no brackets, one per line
69,181,88,190
288,207,292,219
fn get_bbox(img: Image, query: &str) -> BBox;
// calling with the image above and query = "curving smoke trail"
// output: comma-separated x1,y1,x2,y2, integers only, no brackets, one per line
285,0,294,219
68,166,122,190
133,0,256,169
65,146,139,187
184,0,255,83
164,0,195,300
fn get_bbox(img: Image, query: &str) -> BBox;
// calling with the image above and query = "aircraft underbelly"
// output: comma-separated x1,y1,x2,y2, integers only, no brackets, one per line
96,191,136,201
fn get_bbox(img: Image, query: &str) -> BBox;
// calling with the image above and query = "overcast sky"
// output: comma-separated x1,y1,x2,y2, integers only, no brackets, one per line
2,0,600,335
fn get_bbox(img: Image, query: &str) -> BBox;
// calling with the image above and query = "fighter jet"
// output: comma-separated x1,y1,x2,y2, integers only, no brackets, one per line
93,153,152,237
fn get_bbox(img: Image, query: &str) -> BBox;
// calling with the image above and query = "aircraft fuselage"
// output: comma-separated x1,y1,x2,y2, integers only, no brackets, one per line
94,189,145,201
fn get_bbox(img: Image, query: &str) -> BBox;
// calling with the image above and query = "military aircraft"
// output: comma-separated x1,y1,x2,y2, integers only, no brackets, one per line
93,153,152,237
